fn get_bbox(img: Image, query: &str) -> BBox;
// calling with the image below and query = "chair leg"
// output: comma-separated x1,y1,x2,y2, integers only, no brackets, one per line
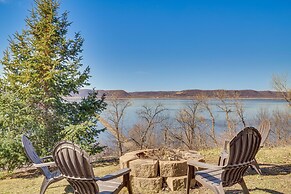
251,158,262,175
239,178,249,194
40,178,50,194
123,173,132,194
186,165,195,194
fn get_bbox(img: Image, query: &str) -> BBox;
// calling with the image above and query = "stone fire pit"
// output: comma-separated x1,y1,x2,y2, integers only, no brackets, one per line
119,148,204,193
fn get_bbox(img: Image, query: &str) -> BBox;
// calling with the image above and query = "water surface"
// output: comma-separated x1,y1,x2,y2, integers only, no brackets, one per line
99,98,288,142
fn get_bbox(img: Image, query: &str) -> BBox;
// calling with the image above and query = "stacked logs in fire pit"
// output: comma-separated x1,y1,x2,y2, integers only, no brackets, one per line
120,148,204,193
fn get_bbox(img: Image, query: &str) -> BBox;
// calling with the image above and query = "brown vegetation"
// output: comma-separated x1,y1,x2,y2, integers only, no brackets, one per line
272,74,291,106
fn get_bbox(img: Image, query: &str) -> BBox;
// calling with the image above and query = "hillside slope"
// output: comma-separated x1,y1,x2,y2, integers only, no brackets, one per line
67,89,282,99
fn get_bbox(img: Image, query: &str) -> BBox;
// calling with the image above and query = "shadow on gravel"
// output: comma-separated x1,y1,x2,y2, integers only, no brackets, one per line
246,163,291,176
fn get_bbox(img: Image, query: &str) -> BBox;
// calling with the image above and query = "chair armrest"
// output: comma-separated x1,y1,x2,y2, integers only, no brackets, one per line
95,168,131,181
218,150,229,166
33,161,56,168
40,155,53,162
220,150,229,158
218,140,230,166
187,160,222,170
223,140,230,151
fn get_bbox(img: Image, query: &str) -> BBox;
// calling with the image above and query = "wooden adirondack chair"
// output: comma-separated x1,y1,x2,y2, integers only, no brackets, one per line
21,135,64,194
52,141,132,194
218,120,271,175
186,127,261,194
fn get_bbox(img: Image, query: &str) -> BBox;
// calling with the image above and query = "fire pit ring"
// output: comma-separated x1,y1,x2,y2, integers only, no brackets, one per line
119,148,204,192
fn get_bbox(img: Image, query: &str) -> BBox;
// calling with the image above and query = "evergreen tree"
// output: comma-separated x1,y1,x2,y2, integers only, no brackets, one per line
0,0,106,171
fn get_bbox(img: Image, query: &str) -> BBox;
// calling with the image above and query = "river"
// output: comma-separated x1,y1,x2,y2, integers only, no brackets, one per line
99,98,289,144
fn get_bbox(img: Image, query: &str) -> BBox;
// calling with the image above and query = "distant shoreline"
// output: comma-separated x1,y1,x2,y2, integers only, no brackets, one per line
66,89,284,100
64,97,284,101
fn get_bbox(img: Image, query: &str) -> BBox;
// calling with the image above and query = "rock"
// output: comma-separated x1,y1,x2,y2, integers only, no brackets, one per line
119,149,156,168
166,176,196,191
132,177,163,193
159,160,187,177
119,153,139,168
166,176,186,191
129,159,158,178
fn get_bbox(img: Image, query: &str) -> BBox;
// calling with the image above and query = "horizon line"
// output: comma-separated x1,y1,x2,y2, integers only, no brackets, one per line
80,88,277,93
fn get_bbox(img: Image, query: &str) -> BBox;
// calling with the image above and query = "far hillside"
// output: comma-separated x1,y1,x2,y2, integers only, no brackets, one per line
67,89,283,99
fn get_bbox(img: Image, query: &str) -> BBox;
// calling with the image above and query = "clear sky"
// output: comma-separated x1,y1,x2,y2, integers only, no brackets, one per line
0,0,290,92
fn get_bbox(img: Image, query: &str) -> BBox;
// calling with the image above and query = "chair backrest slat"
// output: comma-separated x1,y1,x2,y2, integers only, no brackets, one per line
222,127,261,187
258,120,271,147
53,141,99,194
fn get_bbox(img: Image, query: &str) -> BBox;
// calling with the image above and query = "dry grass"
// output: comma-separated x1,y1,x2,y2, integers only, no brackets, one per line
0,146,290,194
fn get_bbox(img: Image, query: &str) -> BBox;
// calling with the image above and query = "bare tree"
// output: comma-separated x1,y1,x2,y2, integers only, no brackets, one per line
129,104,167,149
272,74,291,106
256,108,270,124
233,91,247,127
270,109,291,144
215,90,237,136
197,94,218,146
161,120,172,147
102,98,131,156
215,90,247,137
171,100,206,150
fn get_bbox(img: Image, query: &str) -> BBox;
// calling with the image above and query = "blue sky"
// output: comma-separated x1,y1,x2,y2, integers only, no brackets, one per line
0,0,290,92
